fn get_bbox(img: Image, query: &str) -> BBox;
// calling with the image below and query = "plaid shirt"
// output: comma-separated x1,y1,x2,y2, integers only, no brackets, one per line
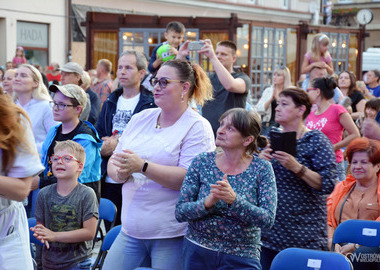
93,78,113,105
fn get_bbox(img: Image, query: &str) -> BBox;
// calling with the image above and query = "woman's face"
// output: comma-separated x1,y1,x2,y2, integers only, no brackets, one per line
3,70,15,94
12,66,38,94
275,95,302,125
152,65,186,109
351,151,379,183
216,114,246,150
338,72,351,90
365,107,378,120
273,72,285,87
307,87,319,104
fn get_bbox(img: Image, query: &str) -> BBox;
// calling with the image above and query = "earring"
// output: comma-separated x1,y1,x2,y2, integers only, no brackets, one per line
181,93,184,103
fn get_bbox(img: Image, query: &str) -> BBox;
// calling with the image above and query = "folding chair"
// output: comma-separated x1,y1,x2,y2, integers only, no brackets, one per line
29,188,40,218
92,225,121,270
93,198,117,248
270,247,352,270
332,220,380,250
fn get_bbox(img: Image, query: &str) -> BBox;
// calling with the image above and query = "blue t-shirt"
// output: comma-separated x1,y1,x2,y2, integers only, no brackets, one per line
367,84,380,97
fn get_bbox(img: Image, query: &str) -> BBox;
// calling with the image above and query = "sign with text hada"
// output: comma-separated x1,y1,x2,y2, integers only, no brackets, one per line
17,21,48,48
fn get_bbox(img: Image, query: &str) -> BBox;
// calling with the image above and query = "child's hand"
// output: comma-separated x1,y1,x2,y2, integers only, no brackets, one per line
32,224,55,248
169,46,178,56
313,61,328,69
30,225,51,249
153,54,164,69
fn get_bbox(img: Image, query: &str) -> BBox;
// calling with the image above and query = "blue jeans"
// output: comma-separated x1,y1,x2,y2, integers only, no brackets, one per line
182,238,262,270
102,230,183,270
68,258,92,270
43,258,92,270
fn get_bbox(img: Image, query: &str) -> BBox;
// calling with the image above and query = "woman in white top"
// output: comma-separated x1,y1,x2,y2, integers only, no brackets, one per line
256,65,292,136
13,64,58,152
104,59,215,270
0,94,44,269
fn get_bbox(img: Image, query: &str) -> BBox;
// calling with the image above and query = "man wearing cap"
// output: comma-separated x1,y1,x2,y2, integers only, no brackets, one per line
59,62,92,122
95,50,156,228
36,84,103,200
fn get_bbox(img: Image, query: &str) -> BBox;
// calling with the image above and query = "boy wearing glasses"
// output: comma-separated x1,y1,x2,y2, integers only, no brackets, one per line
31,140,98,270
35,84,102,200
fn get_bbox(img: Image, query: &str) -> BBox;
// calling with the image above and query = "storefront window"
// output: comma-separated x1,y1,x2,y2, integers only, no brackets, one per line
250,26,288,101
17,21,48,67
120,28,199,69
236,24,250,75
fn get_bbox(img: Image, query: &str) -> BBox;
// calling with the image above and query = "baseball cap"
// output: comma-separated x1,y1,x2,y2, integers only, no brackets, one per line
59,62,83,75
49,84,87,107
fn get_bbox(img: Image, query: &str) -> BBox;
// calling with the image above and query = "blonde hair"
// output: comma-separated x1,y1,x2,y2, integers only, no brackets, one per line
162,59,213,106
54,140,86,165
272,66,292,89
81,71,91,90
13,64,52,102
310,33,330,61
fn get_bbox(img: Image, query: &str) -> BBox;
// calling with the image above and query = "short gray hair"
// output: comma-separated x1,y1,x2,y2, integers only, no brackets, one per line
120,50,147,71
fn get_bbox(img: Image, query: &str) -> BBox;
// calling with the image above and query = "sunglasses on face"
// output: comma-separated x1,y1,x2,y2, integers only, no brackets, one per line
150,77,184,88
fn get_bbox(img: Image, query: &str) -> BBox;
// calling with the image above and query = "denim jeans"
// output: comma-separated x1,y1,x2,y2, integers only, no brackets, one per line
182,238,262,270
102,230,183,270
68,258,92,270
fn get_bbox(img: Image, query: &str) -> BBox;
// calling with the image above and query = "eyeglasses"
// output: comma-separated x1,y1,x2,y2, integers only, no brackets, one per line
50,101,76,111
307,88,317,93
276,64,286,70
50,155,82,165
150,77,184,88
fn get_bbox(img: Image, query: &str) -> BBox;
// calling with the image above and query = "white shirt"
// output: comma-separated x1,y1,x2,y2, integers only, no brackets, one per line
116,107,215,239
15,99,58,153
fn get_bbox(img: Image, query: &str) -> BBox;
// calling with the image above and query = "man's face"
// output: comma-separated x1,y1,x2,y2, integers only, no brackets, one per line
164,30,184,48
61,71,81,85
310,68,327,80
116,54,145,89
366,71,379,85
215,45,236,70
96,63,105,78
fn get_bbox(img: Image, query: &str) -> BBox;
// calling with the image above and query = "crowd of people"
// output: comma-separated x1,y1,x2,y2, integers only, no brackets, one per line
1,20,380,270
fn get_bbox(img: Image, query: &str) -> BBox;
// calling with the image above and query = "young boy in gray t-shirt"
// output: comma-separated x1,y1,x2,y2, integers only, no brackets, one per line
31,140,99,270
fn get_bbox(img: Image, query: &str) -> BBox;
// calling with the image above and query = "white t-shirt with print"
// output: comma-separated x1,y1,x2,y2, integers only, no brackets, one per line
106,93,140,184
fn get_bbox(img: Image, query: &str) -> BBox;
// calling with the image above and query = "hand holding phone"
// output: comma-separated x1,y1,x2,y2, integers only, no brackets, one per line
188,41,204,51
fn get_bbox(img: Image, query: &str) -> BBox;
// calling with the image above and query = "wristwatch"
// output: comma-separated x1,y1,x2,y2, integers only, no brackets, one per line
141,160,149,173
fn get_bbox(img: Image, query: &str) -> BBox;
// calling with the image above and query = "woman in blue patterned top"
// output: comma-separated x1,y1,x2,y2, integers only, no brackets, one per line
176,108,277,270
258,87,337,270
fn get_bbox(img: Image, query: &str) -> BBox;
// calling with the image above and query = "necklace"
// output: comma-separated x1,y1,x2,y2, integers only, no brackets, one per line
156,114,161,129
